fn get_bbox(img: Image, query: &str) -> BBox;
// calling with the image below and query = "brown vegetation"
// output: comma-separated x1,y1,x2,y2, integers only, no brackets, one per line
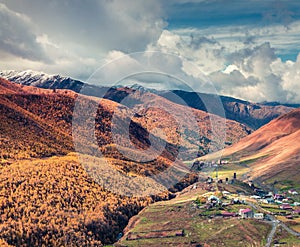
0,154,171,246
0,78,252,246
203,108,300,186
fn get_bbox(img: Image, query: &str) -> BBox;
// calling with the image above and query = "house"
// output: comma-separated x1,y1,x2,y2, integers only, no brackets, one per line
250,195,261,199
232,198,243,204
288,189,298,195
261,198,274,204
254,213,264,219
207,195,221,206
222,190,230,195
254,189,266,197
274,194,284,201
280,204,293,210
239,208,254,219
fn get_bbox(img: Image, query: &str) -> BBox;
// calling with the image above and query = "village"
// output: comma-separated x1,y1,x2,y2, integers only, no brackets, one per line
193,181,300,222
191,159,300,219
116,161,300,247
185,164,300,247
117,173,300,247
192,160,300,219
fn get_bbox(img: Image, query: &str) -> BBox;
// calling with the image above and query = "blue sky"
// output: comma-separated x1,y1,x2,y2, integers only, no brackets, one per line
0,0,300,103
165,0,300,61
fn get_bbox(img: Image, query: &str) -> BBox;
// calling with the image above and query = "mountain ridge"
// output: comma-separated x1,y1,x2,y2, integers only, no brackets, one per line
201,108,300,188
1,70,295,130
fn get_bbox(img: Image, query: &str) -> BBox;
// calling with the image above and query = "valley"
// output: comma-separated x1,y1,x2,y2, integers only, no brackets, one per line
0,77,299,246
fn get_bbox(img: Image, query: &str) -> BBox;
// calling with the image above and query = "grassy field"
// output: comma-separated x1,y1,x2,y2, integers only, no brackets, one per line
276,215,300,233
273,225,300,246
118,187,272,247
208,163,250,181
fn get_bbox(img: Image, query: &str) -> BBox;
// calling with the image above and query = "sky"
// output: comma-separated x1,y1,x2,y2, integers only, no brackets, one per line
1,0,300,103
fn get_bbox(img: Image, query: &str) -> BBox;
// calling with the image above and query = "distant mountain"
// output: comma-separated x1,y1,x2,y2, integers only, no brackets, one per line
203,108,300,189
1,70,295,130
159,90,294,130
0,77,250,173
0,70,85,92
260,101,300,108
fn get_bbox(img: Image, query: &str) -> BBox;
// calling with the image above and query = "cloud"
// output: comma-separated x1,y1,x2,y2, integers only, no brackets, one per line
0,3,50,62
0,0,166,80
147,28,300,103
2,0,165,54
0,1,300,104
149,30,225,75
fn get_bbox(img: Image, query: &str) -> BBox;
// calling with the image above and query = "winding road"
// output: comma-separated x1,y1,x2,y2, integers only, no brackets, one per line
246,201,300,247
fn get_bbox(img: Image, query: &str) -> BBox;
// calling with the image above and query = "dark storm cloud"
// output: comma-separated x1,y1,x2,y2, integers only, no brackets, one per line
1,0,166,53
0,3,50,62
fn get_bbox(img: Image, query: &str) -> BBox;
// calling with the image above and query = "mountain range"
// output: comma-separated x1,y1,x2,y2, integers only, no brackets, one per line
0,70,295,130
0,71,299,246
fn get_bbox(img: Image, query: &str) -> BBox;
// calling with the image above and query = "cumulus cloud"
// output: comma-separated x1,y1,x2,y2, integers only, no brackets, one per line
1,0,300,103
2,0,165,53
149,30,225,75
0,0,167,80
147,28,300,103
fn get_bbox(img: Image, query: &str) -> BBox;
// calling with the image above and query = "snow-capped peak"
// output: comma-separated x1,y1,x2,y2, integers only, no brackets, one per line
0,70,63,86
0,70,84,91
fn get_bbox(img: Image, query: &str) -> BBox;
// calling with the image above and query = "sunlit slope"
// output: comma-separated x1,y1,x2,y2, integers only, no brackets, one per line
202,108,300,185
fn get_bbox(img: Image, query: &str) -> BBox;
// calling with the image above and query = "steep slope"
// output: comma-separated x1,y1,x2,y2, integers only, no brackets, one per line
202,108,300,187
0,78,74,159
0,78,248,246
0,77,251,161
159,90,294,130
0,78,179,178
0,79,176,246
99,87,251,159
1,70,294,130
0,154,157,246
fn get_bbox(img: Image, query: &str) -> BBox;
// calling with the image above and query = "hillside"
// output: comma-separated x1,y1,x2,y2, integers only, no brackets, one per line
0,78,253,245
0,79,174,246
0,77,250,162
0,79,74,159
1,70,294,130
117,182,273,247
159,90,294,130
202,108,300,188
0,154,171,246
100,87,251,158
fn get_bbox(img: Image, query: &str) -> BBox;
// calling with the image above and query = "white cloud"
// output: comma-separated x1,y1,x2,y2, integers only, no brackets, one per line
1,1,300,103
2,0,165,54
148,29,225,75
0,1,166,80
147,28,300,103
